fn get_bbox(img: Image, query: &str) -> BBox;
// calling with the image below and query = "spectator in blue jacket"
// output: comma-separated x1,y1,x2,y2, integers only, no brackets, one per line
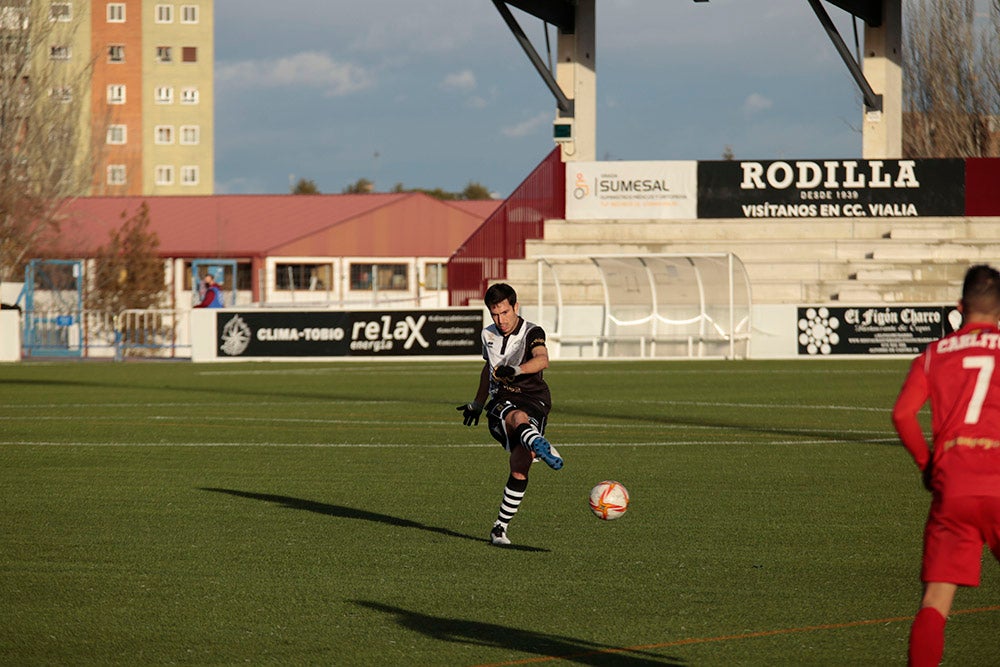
195,274,224,308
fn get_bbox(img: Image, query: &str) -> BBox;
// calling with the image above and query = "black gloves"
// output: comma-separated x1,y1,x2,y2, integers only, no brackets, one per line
494,365,518,379
457,401,483,426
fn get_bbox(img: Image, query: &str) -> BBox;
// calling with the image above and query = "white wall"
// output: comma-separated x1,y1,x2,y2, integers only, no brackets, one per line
748,305,799,359
190,309,216,362
0,310,21,362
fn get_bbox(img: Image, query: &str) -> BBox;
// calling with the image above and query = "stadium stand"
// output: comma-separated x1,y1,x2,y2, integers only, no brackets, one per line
506,215,1000,305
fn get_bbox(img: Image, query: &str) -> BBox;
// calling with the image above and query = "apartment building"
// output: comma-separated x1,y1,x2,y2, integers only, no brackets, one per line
45,0,214,195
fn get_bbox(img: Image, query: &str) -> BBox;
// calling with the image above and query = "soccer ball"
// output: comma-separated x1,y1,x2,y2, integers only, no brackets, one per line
589,480,629,520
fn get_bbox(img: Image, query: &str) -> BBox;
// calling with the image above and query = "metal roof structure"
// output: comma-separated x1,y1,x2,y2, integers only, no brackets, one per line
494,0,900,158
48,193,500,260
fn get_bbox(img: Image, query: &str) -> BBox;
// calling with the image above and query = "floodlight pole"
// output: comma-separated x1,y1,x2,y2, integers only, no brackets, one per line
807,0,882,112
805,0,902,158
492,0,596,162
700,0,902,159
491,0,573,116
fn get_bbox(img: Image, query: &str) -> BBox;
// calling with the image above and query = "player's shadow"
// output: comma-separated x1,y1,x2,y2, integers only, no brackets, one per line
559,403,894,446
199,487,549,553
354,600,685,666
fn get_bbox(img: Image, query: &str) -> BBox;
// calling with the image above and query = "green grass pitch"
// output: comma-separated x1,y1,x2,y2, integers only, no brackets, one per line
1,359,998,665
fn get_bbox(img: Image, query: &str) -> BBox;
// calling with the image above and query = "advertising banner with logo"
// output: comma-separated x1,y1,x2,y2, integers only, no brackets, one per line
214,309,483,358
796,305,962,356
698,158,965,219
566,161,697,220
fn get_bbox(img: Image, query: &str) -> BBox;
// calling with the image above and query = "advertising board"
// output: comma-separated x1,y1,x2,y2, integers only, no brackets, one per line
213,309,483,358
566,161,697,220
699,158,965,219
796,305,962,356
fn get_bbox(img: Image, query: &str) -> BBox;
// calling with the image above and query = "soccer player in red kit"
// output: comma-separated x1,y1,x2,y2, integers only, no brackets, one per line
892,264,1000,667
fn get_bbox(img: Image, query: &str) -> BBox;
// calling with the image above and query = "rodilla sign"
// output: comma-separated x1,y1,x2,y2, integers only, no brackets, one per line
698,158,966,218
191,309,484,361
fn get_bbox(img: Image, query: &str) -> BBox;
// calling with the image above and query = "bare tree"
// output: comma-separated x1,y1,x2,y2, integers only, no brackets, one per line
903,0,1000,157
0,1,99,284
86,203,166,314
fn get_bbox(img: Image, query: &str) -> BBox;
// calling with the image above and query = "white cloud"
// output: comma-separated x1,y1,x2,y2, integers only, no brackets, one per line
743,92,774,114
216,51,374,97
501,111,551,138
440,69,477,92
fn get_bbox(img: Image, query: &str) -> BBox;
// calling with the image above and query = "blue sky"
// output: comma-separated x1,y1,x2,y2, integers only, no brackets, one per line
214,0,868,197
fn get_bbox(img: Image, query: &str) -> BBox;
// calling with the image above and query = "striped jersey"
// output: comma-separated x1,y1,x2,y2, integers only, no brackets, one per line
482,317,551,410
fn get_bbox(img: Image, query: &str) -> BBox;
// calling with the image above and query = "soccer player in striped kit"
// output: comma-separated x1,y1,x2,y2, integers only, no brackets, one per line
457,283,563,546
892,264,1000,667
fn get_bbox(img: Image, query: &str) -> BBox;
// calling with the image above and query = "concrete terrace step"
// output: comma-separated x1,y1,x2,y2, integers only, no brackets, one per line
867,243,1000,262
509,216,1000,306
526,238,1000,263
884,226,957,241
821,282,961,303
542,217,1000,244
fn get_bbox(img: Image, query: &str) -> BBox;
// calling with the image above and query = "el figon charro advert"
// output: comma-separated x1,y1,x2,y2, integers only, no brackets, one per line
797,305,962,356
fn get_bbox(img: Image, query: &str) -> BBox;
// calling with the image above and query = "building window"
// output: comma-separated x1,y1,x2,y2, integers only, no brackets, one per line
1,6,28,30
349,264,409,291
154,125,174,144
50,3,71,21
181,46,197,63
106,124,127,144
49,45,70,60
179,125,199,145
180,166,199,185
180,87,198,104
183,262,252,291
155,165,174,185
275,264,333,291
107,84,126,104
156,46,172,63
379,264,409,290
107,3,125,22
180,5,198,23
1,34,27,58
423,262,448,290
50,86,72,103
155,4,173,23
155,86,173,104
107,164,126,185
108,44,124,62
350,264,372,290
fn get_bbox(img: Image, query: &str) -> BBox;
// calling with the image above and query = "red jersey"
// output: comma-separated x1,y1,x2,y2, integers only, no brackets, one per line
892,322,1000,497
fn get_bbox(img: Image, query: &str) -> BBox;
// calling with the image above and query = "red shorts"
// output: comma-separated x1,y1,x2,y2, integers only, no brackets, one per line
922,495,1000,587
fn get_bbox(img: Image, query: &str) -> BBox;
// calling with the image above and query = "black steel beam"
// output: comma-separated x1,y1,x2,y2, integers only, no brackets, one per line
825,0,882,27
492,0,574,116
807,0,882,110
503,0,576,32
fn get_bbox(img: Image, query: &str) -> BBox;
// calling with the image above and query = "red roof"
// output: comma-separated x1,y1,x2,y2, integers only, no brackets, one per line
49,193,501,259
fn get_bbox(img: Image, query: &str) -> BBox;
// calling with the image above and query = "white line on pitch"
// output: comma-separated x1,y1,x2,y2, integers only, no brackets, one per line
0,438,900,448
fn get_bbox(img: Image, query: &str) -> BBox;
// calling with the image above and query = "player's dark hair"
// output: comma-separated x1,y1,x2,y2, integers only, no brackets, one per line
484,283,517,308
962,264,1000,314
